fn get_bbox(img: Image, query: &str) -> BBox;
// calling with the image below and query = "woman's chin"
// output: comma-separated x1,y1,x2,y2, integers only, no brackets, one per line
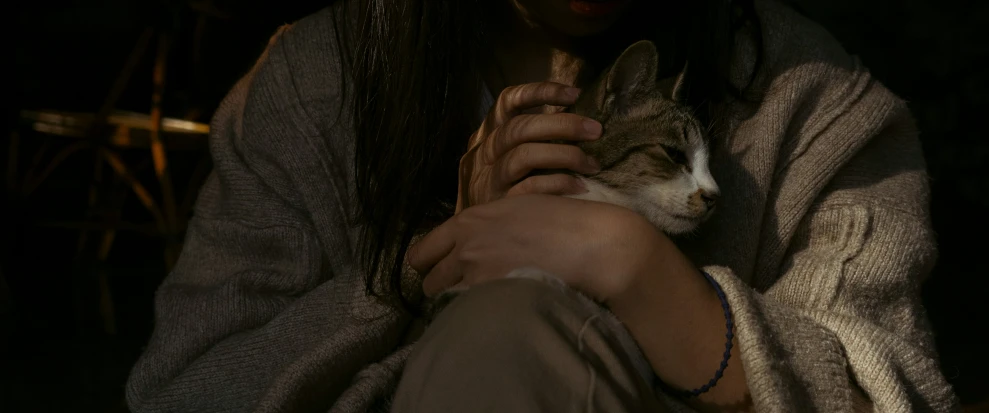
567,0,633,20
522,0,635,37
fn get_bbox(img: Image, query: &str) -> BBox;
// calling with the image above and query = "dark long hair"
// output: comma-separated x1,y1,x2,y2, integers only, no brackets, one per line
334,0,763,313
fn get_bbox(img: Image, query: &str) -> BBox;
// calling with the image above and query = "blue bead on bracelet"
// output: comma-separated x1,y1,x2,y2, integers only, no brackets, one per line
658,270,735,398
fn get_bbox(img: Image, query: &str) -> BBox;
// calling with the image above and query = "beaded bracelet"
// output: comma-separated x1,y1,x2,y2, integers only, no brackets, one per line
658,270,735,398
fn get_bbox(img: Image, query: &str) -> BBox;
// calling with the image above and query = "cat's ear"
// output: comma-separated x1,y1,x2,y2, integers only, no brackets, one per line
657,61,689,103
601,40,659,113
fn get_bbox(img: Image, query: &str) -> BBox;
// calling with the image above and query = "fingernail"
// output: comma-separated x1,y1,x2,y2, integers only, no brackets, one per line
566,87,581,100
582,119,602,138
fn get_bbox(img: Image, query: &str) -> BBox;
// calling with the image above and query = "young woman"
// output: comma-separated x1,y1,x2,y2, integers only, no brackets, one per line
125,0,957,411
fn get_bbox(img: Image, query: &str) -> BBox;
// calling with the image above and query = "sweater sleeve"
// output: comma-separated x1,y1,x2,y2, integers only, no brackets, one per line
703,106,958,412
125,21,406,413
692,3,959,410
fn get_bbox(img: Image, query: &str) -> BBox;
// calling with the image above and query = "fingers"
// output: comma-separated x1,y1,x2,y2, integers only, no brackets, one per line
422,256,518,298
488,82,581,127
507,174,588,197
497,142,600,184
484,113,601,162
406,219,458,275
461,82,600,209
421,254,463,297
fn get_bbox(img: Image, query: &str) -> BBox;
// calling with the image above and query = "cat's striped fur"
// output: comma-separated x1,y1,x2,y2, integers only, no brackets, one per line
566,40,720,235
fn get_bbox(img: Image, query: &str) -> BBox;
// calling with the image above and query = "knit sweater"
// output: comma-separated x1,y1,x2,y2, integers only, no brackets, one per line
125,0,958,411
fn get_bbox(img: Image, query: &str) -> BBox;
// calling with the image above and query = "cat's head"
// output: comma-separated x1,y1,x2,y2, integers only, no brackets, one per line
572,40,720,235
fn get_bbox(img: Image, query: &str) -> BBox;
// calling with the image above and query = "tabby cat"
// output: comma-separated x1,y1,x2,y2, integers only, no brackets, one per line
565,40,720,235
427,43,722,379
426,41,721,325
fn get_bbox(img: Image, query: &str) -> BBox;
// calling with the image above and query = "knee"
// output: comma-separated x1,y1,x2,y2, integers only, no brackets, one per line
420,277,591,351
395,278,607,411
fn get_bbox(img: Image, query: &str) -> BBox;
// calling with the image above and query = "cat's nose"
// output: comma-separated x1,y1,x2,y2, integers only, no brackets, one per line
701,191,718,210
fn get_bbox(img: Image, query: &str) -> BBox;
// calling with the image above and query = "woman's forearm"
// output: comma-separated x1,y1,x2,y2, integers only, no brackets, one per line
606,233,751,412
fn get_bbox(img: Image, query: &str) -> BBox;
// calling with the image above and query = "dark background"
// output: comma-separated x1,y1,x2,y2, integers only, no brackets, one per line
3,0,987,411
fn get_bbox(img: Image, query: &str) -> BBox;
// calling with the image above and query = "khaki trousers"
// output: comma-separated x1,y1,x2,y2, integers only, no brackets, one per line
392,277,668,412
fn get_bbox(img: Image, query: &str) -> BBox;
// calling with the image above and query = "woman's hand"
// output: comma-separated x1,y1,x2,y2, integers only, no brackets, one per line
456,82,603,213
409,194,672,302
411,194,752,408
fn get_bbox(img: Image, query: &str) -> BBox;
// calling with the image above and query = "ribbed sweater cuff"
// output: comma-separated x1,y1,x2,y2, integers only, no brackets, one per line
703,266,854,412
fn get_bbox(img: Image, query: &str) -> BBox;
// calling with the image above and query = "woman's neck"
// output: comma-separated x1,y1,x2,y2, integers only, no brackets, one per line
481,1,668,99
484,14,582,92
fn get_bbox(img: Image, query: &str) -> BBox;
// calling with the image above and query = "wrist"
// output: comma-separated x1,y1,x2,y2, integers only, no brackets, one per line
605,244,713,319
605,253,750,407
585,207,672,303
601,216,701,308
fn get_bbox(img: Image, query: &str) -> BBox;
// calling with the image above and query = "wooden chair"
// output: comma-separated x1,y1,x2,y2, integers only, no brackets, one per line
5,2,213,335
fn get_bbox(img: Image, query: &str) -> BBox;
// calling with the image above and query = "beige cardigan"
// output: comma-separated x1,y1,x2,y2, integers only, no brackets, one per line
125,0,958,411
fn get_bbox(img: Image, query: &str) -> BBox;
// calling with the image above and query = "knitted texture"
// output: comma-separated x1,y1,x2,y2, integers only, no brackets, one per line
125,0,958,411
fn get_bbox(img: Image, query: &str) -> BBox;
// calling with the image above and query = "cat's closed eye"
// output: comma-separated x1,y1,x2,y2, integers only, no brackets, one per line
660,144,687,165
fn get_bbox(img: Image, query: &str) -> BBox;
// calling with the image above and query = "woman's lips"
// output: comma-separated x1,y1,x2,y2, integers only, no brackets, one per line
569,0,629,18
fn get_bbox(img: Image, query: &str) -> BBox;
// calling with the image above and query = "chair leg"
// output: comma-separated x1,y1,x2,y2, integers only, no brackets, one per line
95,229,118,336
93,168,130,336
71,151,125,336
149,32,181,271
71,152,103,335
